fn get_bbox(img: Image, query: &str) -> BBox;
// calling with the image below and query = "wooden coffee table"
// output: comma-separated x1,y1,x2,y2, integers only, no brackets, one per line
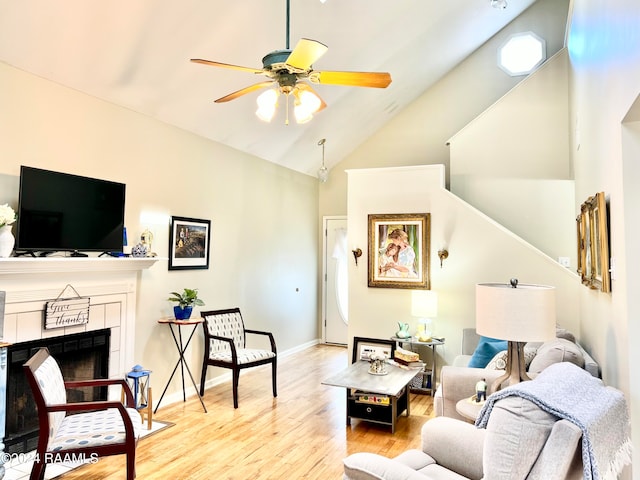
322,361,421,433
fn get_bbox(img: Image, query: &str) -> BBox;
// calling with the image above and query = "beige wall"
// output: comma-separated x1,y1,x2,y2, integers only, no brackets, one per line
568,0,640,475
346,165,580,368
331,0,640,474
0,62,320,404
449,50,575,267
318,0,570,221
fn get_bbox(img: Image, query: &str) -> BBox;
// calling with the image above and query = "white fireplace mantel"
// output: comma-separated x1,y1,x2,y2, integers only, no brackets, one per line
0,256,159,378
0,256,159,275
0,257,159,477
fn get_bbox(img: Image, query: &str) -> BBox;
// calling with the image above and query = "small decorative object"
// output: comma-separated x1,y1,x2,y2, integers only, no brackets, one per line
475,378,487,403
395,322,411,339
167,288,205,320
126,365,152,429
394,347,420,364
368,354,388,375
131,243,147,257
140,228,156,257
0,203,17,258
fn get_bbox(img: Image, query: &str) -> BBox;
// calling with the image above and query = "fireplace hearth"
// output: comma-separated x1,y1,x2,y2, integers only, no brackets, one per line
5,329,110,454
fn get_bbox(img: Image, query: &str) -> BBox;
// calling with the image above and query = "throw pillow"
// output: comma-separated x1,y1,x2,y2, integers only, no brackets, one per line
555,326,576,343
528,338,584,374
468,336,508,368
486,347,538,371
486,350,508,370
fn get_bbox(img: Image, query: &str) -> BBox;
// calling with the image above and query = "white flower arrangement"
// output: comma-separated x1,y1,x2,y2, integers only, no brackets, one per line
0,204,17,228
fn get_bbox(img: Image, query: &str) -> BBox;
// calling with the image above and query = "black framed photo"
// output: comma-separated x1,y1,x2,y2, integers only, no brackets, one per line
168,216,211,270
351,337,396,364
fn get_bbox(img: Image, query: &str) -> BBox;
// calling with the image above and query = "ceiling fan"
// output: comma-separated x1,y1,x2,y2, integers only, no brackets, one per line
190,0,392,124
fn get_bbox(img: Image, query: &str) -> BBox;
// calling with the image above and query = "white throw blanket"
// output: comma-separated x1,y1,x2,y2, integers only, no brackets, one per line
476,362,632,480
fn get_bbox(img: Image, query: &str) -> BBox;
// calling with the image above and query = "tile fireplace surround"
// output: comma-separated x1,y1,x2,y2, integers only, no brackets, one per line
0,256,158,478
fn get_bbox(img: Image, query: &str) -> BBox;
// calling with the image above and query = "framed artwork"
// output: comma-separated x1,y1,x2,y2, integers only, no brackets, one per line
367,213,430,289
168,216,211,270
576,206,589,286
351,337,396,363
576,192,610,292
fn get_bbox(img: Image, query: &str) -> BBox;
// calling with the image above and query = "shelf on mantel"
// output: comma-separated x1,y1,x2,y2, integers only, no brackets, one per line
0,256,161,275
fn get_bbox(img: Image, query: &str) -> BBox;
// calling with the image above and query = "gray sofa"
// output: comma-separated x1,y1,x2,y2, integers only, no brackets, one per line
343,397,584,480
434,328,599,421
343,362,630,480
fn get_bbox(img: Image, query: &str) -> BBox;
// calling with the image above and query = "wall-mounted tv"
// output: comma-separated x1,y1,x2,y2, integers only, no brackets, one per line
16,166,126,255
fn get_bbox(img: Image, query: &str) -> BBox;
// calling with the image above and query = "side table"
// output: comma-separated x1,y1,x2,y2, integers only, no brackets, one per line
154,317,208,413
456,396,484,423
390,337,444,395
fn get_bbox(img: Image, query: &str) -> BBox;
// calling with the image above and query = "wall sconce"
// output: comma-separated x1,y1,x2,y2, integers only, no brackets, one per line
352,248,362,265
437,249,449,268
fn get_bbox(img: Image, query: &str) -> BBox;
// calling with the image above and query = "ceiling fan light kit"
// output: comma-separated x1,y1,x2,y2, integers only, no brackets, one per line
191,0,391,124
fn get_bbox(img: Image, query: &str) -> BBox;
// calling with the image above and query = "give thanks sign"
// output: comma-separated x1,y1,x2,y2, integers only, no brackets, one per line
45,297,90,330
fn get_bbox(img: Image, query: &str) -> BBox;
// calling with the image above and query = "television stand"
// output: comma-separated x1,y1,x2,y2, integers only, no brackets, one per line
14,250,37,257
70,251,88,258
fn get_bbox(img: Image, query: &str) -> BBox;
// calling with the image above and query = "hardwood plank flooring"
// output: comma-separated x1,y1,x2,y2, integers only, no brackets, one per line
58,344,434,479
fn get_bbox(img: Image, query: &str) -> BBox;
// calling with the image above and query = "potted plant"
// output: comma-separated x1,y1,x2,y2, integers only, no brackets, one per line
167,288,205,320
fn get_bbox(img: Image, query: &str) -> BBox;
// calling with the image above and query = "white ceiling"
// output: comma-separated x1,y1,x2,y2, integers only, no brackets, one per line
0,0,536,176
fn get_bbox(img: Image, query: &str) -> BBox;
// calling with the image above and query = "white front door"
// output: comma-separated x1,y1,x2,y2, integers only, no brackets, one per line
323,217,348,345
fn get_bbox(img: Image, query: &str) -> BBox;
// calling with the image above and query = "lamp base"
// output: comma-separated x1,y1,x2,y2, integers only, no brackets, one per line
490,341,530,393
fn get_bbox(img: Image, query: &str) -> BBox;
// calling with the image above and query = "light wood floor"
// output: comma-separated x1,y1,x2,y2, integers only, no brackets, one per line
59,344,434,479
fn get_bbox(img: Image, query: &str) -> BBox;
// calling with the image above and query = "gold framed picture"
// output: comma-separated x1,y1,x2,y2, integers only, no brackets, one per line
367,213,430,289
576,192,610,292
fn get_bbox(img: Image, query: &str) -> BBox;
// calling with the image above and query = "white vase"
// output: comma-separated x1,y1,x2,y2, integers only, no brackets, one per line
0,225,15,257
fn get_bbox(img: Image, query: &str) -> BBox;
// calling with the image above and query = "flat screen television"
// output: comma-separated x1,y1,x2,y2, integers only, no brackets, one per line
16,166,126,255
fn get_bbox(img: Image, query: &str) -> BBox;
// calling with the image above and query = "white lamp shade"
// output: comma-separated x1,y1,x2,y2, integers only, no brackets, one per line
256,89,279,122
411,290,438,318
476,283,555,342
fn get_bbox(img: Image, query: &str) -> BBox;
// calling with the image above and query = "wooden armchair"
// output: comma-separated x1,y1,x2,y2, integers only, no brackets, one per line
200,308,277,408
23,347,141,480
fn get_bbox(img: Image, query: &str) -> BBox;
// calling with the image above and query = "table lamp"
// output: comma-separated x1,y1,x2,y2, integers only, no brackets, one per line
476,279,555,392
412,290,438,342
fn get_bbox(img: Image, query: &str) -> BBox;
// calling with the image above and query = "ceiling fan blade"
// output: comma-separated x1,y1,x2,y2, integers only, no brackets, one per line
312,70,392,88
286,38,328,71
214,81,275,103
297,83,327,112
191,59,264,75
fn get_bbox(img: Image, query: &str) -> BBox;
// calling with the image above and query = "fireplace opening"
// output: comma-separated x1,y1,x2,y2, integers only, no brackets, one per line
5,329,111,454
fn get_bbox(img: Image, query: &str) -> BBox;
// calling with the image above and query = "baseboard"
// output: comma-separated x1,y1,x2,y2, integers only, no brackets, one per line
155,339,321,409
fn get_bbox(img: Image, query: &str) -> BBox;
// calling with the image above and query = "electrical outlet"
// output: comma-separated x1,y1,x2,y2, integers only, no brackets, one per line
558,257,570,268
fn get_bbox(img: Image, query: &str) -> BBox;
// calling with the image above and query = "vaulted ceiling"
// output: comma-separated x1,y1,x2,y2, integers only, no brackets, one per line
0,0,537,176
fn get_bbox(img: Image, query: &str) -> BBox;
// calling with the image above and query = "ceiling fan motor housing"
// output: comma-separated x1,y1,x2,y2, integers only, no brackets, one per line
262,50,293,69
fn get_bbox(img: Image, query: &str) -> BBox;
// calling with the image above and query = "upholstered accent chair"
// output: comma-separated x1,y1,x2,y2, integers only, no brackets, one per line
200,308,277,408
23,347,141,480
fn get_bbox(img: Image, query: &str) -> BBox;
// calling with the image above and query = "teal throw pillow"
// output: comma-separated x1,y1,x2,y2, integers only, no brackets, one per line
468,336,508,368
